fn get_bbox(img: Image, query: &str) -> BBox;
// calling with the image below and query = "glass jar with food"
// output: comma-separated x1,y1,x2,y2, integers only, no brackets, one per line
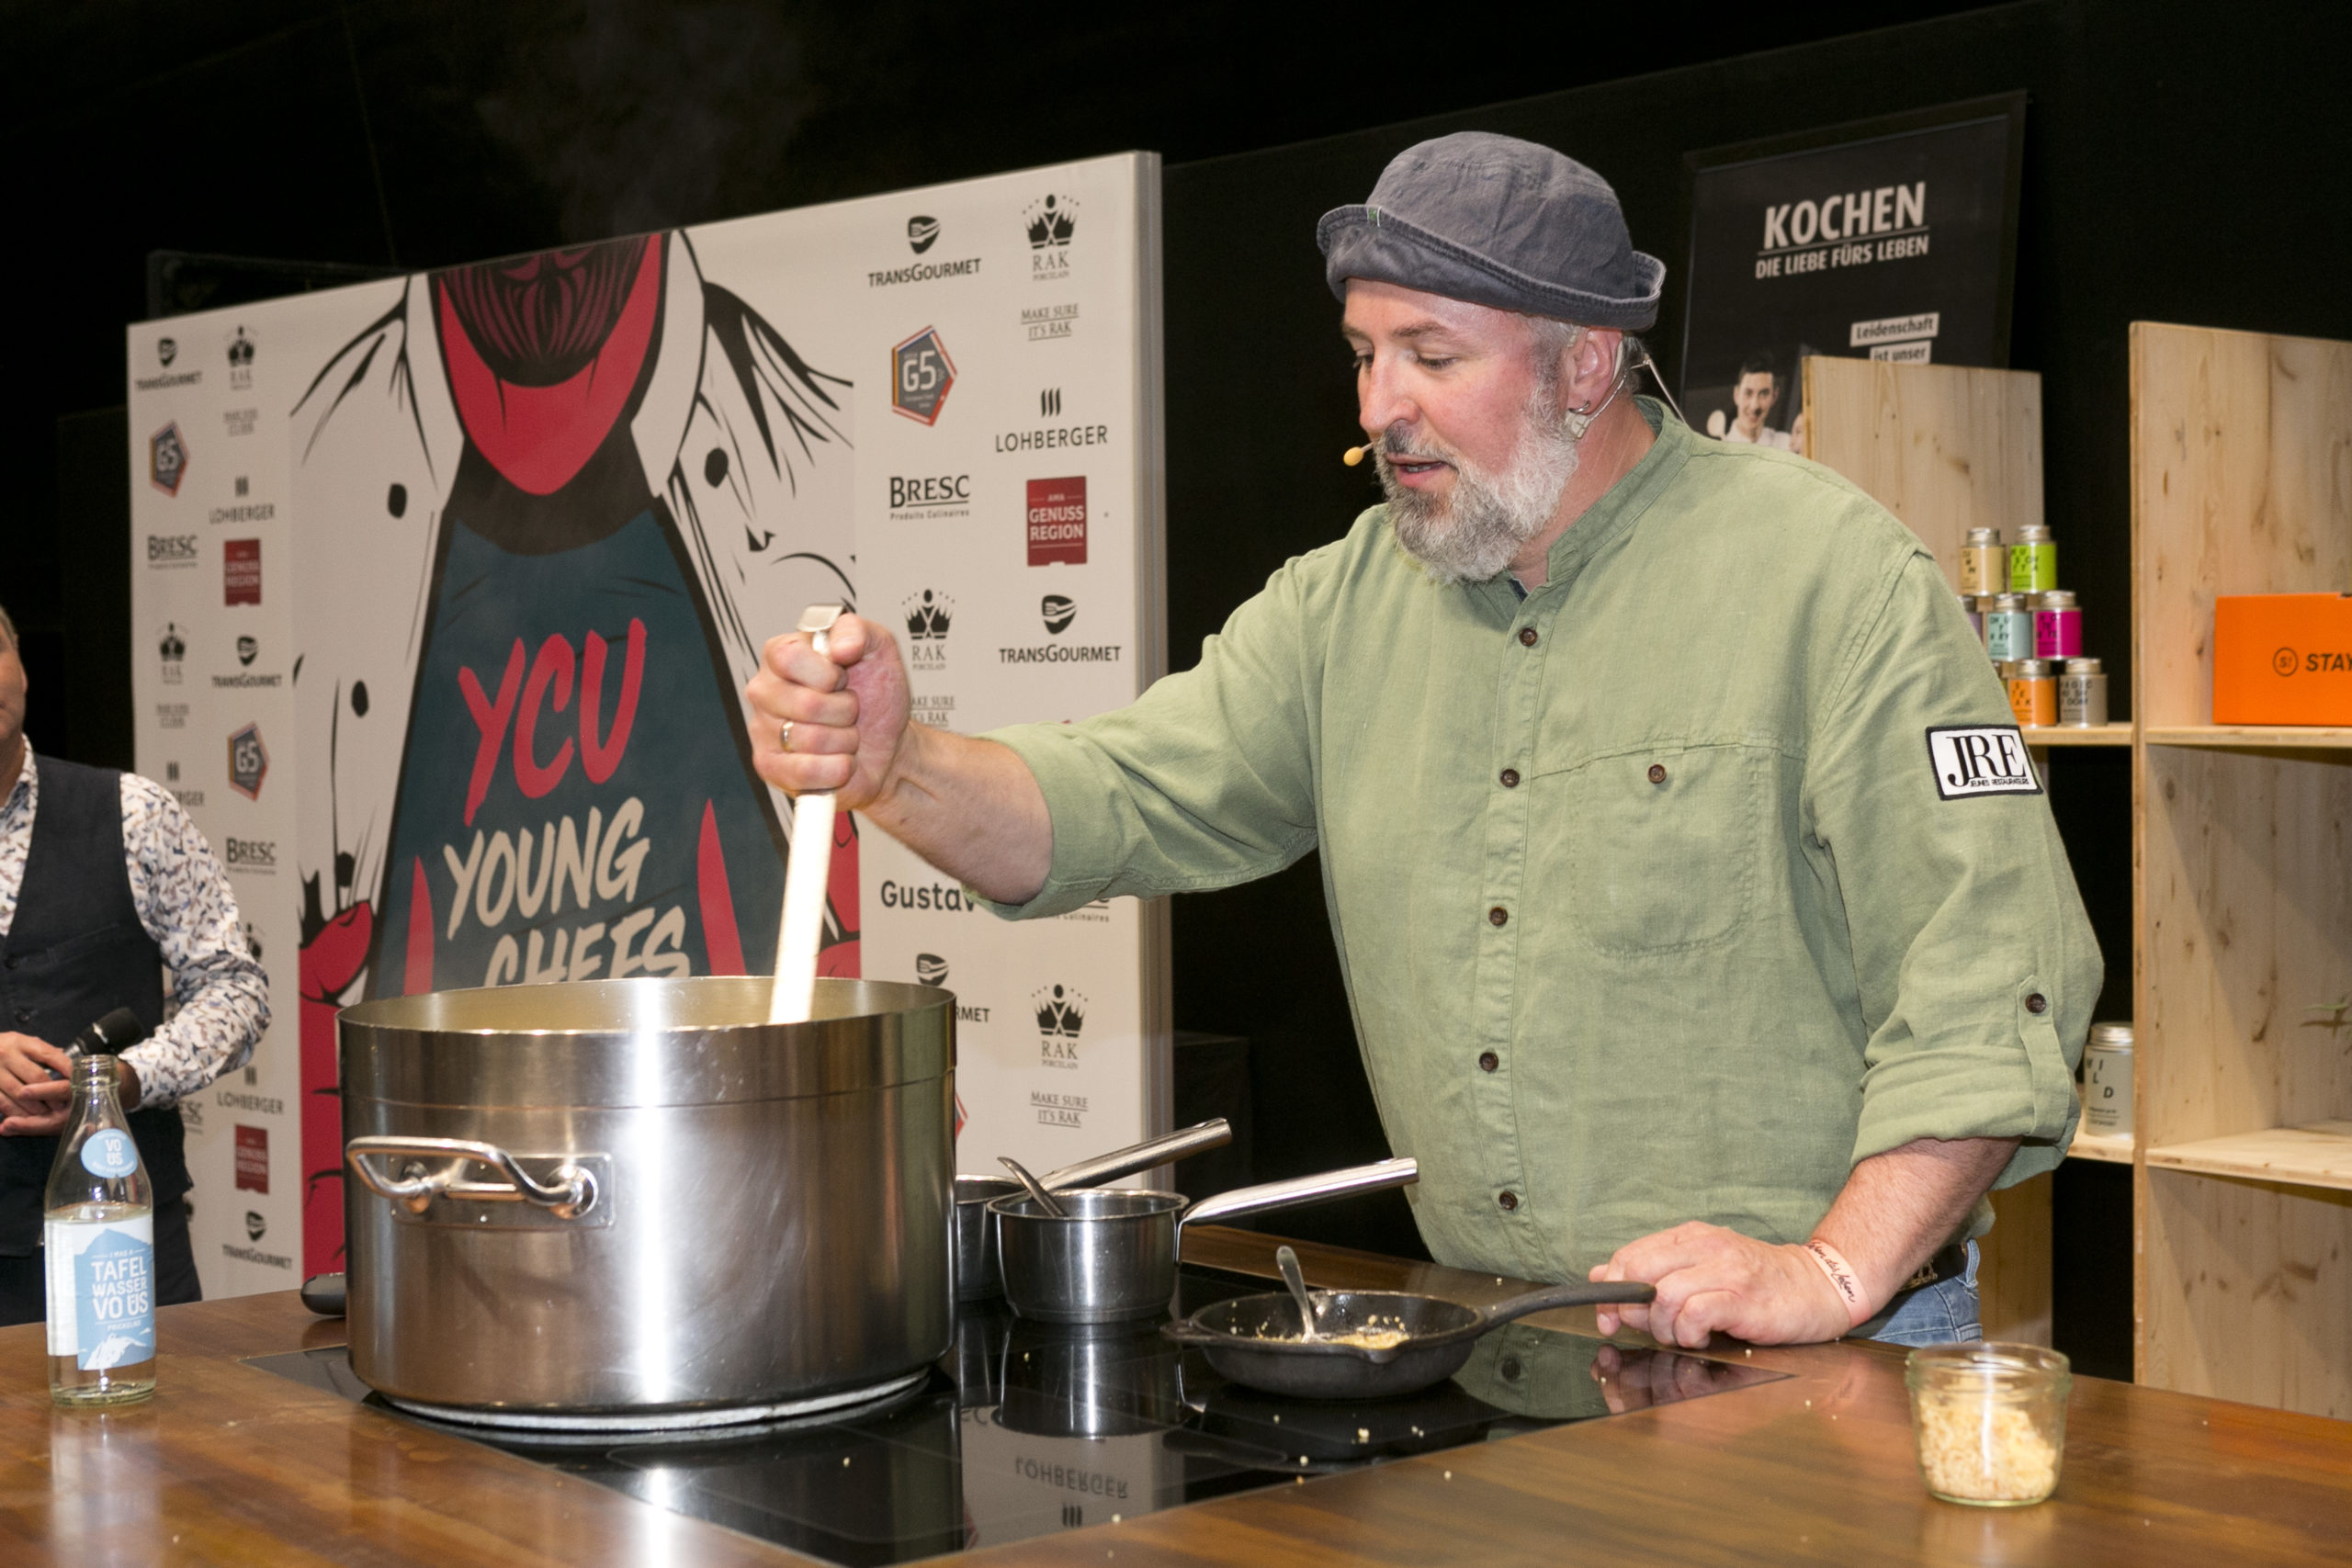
1905,1343,2071,1506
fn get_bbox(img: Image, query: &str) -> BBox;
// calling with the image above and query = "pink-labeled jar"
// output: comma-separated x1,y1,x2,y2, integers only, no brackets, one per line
2033,591,2082,659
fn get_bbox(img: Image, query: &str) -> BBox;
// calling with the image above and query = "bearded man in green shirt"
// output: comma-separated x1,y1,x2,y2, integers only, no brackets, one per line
748,133,2099,1348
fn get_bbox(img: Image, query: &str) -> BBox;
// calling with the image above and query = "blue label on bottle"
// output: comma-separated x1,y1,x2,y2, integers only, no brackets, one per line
81,1129,139,1179
45,1215,156,1368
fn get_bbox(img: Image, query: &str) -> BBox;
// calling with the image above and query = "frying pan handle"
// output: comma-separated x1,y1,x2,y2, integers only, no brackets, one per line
1039,1118,1233,1191
345,1135,601,1220
1178,1156,1418,1233
1479,1280,1657,1330
1158,1319,1225,1348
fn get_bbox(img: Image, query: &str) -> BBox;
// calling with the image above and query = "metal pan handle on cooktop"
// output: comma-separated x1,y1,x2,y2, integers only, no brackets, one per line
1476,1280,1657,1330
1038,1118,1233,1191
1178,1156,1418,1234
345,1135,601,1220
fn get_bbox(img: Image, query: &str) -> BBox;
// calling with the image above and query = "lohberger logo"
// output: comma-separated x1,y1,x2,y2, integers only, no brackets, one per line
163,760,203,809
878,878,981,912
994,386,1109,455
1756,180,1931,280
146,533,198,568
1025,477,1087,565
223,537,262,604
222,836,278,873
904,591,953,672
158,623,187,683
1034,984,1086,1068
1023,194,1077,282
234,1124,268,1194
135,340,202,393
890,326,957,424
228,722,270,800
887,472,971,520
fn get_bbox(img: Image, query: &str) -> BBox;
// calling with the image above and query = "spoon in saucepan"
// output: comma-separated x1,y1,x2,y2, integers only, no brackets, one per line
768,604,846,1026
1000,1156,1068,1218
1276,1244,1321,1340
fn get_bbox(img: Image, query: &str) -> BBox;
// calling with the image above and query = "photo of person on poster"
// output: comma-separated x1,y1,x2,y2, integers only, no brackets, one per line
1704,351,1797,449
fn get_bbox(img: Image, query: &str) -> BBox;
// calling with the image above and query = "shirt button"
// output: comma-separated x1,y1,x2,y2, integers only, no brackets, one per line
1647,763,1668,784
1498,1190,1520,1212
1517,627,1539,648
13,1007,31,1025
2026,993,2049,1014
1499,768,1520,788
1477,1051,1499,1073
1487,907,1509,927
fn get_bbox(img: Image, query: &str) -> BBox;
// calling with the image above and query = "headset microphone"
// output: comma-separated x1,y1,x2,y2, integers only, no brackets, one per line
1342,443,1374,467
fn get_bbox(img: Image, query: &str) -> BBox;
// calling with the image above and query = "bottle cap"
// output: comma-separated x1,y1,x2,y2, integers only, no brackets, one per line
2088,1021,2134,1050
2064,657,2103,674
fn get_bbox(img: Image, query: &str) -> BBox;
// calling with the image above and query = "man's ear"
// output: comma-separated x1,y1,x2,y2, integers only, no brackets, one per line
1574,329,1622,405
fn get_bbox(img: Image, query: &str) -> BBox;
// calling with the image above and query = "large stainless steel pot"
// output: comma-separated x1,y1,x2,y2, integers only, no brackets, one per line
339,976,954,1428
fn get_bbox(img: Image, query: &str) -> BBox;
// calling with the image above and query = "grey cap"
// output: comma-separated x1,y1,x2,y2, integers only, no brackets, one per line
1317,132,1665,331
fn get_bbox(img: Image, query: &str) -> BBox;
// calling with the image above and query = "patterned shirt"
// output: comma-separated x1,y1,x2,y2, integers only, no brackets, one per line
0,748,271,1106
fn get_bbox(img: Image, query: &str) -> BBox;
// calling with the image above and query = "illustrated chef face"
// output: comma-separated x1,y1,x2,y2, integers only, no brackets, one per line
1341,279,1612,583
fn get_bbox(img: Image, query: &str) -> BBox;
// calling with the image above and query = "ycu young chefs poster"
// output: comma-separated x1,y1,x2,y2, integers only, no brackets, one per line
1677,95,2026,452
127,153,1169,1293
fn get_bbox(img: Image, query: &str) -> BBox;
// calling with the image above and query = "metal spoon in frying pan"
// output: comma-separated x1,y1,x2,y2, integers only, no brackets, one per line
999,1156,1067,1218
1275,1246,1321,1341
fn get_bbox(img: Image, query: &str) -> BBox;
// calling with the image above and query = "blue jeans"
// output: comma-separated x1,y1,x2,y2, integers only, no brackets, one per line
1868,1241,1983,1347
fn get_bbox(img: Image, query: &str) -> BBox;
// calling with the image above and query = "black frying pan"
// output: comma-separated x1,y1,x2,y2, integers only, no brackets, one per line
1160,1280,1656,1401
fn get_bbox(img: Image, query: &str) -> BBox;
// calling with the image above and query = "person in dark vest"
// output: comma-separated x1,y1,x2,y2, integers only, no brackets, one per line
0,602,271,1325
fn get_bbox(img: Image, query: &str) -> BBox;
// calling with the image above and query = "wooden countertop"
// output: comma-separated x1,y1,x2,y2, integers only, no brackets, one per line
6,1229,2349,1566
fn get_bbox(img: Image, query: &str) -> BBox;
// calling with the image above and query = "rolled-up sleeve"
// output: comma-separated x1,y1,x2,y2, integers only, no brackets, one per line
1806,553,2101,1189
118,776,271,1107
978,547,1330,920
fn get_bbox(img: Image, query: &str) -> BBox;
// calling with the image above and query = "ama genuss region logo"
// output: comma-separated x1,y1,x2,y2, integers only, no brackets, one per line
1035,985,1086,1068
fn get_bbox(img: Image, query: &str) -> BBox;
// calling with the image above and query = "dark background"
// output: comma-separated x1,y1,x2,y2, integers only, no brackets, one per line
12,0,2350,1379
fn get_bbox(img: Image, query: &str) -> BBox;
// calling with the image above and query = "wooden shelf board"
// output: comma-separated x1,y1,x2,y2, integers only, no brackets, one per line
2144,1122,2352,1191
2023,723,2134,747
2143,725,2352,750
2067,1129,2134,1164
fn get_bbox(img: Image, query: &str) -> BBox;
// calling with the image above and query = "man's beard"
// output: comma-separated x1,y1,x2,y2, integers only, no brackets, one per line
1378,389,1583,584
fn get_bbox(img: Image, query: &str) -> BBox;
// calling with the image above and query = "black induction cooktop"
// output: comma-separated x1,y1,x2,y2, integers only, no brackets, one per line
245,1267,1782,1565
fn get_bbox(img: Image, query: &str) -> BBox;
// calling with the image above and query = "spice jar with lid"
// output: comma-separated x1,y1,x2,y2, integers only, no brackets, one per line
1905,1343,2071,1506
1960,528,2007,595
2083,1021,2133,1138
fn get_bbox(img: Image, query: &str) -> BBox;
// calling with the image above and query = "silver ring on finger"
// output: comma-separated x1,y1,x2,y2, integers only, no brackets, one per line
780,719,795,753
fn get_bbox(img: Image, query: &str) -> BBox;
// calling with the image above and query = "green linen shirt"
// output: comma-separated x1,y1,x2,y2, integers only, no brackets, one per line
984,402,2099,1283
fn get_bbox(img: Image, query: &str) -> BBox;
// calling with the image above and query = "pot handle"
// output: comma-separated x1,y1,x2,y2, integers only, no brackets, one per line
1039,1118,1233,1191
345,1135,601,1220
1478,1280,1657,1330
1178,1156,1418,1234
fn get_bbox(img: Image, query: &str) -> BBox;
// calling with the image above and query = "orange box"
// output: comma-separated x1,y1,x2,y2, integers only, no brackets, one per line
2213,592,2352,724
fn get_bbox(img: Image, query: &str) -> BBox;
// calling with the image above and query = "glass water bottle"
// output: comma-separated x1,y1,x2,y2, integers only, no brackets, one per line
44,1054,157,1407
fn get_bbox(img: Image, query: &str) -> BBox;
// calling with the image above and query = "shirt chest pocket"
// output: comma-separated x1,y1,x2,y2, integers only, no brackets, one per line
1540,742,1768,958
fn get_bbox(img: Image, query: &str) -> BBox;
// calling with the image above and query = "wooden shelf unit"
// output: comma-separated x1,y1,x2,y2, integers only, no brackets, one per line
2132,321,2352,1419
2067,1129,2134,1165
2025,723,2135,747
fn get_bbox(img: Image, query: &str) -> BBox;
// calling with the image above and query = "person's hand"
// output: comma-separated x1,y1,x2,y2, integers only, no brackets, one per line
0,1032,73,1136
745,614,912,811
1588,1220,1852,1348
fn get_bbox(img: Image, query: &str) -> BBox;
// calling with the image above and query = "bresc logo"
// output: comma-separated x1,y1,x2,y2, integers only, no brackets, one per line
904,590,952,671
1035,985,1086,1068
147,533,198,567
888,473,971,521
149,423,190,496
223,837,278,872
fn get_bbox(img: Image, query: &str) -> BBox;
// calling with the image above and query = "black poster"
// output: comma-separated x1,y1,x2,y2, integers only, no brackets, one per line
1677,95,2025,452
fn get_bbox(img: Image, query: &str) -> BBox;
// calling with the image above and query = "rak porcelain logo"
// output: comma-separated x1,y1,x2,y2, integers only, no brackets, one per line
1024,194,1077,281
158,623,187,683
1034,985,1086,1069
149,423,189,496
228,722,269,801
890,326,956,425
904,590,953,672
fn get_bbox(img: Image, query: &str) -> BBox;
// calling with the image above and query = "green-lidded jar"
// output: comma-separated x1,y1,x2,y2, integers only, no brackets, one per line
2008,525,2058,594
1905,1343,2070,1506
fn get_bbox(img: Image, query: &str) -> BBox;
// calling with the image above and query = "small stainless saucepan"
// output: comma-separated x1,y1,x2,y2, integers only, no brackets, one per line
990,1157,1419,1325
953,1119,1234,1302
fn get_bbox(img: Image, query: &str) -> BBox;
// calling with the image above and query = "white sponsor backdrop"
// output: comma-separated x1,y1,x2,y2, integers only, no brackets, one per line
128,152,1168,1294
